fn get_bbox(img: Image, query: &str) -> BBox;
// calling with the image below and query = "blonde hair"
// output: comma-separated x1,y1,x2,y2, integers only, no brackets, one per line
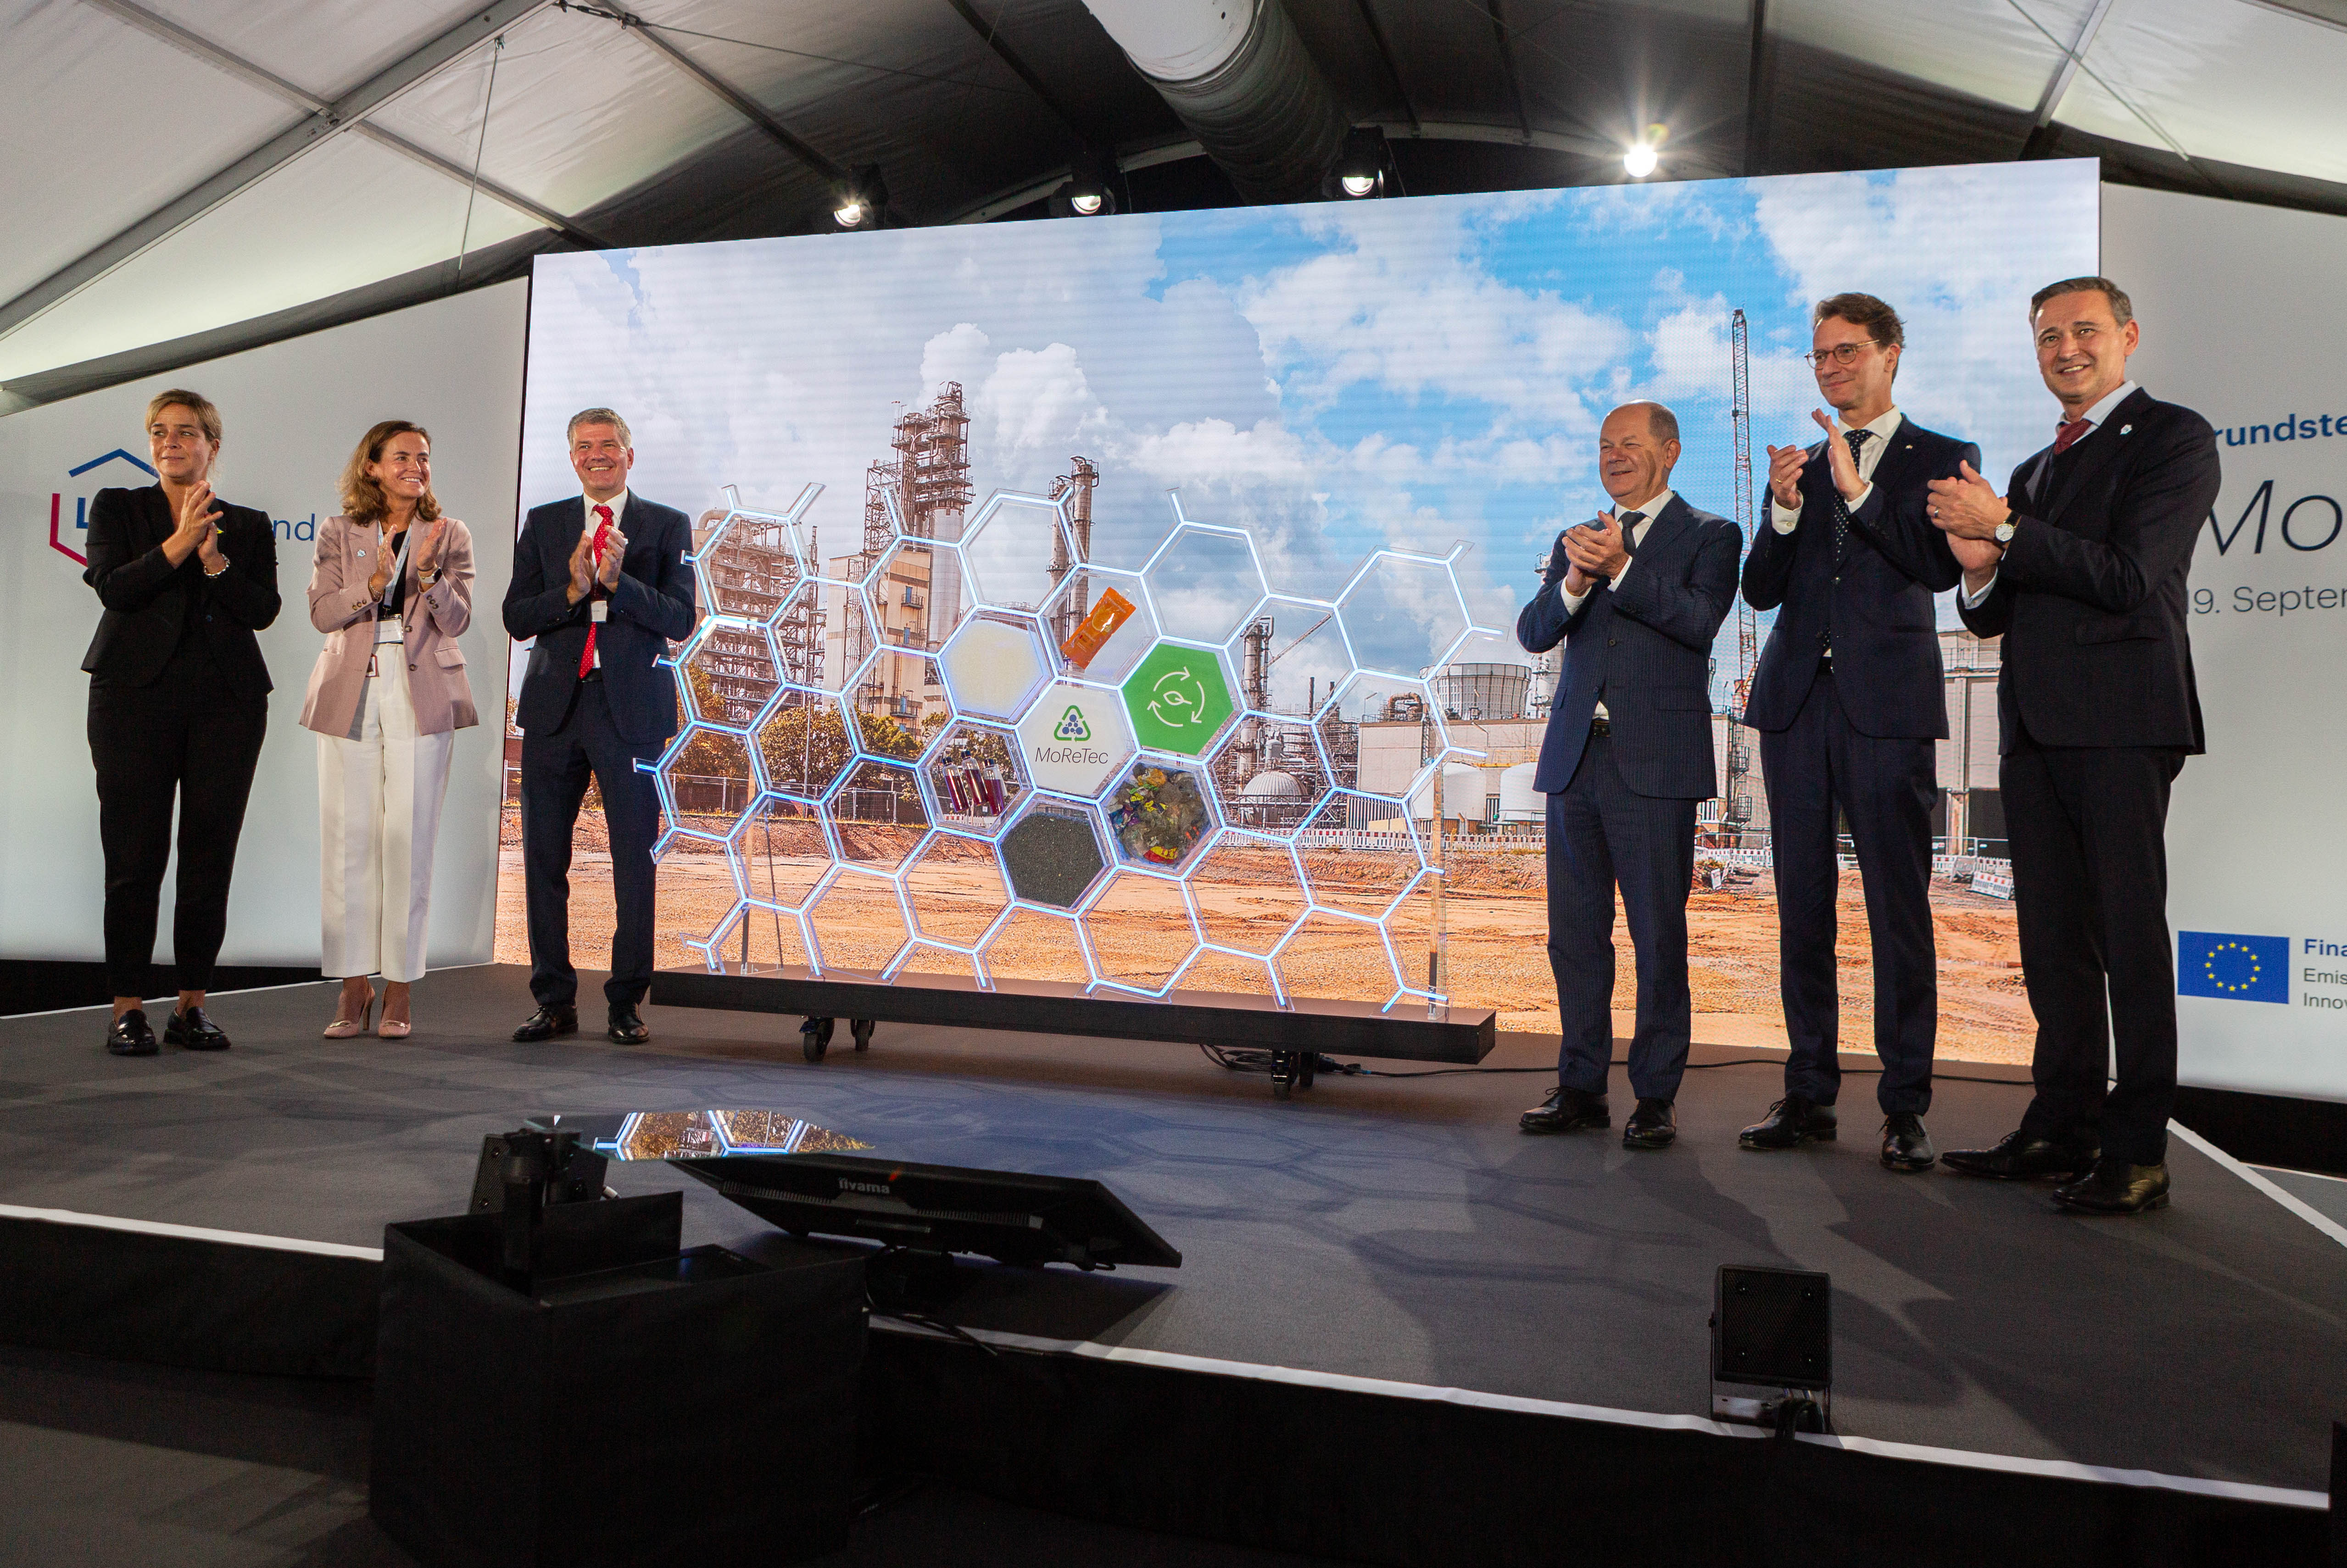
145,388,222,445
340,420,441,526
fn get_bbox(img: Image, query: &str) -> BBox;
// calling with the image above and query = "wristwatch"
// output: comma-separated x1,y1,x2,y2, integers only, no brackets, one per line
1993,519,2017,545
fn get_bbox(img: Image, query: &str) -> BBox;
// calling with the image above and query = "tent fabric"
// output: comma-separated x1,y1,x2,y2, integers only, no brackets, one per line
4,0,2344,395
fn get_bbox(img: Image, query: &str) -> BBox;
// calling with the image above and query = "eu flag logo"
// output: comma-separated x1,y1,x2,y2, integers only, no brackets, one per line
2177,932,2289,1004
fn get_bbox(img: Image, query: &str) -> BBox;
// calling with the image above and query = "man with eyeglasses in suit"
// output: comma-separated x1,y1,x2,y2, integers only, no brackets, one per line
1736,294,1977,1173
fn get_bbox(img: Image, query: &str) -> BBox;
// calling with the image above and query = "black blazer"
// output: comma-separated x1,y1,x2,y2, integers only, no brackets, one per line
80,484,279,710
1516,495,1740,800
1739,419,1974,740
503,494,697,745
1956,388,2218,754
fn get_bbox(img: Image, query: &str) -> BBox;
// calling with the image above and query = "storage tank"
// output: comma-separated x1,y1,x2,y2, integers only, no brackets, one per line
1498,761,1542,823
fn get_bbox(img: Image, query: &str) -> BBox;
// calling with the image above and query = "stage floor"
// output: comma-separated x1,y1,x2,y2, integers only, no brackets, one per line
4,963,2343,1497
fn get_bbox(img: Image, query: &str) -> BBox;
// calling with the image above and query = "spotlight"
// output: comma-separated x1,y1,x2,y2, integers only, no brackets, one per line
1623,123,1666,179
1323,126,1390,200
1048,150,1118,218
830,165,887,229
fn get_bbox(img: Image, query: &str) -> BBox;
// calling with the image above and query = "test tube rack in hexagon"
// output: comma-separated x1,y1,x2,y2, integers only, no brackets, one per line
660,482,1497,1012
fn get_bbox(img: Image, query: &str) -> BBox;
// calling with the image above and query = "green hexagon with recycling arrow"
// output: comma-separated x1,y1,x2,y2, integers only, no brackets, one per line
1121,640,1237,756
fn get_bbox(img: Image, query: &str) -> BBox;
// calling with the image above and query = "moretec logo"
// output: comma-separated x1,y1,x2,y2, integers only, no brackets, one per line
48,448,320,566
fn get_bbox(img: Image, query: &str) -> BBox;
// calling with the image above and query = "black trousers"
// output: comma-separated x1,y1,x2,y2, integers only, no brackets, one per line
87,660,268,998
1545,731,1697,1102
2004,733,2185,1164
521,679,663,1011
1758,665,1939,1114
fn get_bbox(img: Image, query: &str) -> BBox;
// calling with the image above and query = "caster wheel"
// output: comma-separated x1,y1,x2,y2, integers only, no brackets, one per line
800,1016,835,1063
1296,1051,1317,1091
850,1018,875,1052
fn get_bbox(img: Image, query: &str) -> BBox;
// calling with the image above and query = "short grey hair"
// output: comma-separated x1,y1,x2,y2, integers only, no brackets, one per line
566,406,633,446
2030,276,2134,327
1609,400,1680,444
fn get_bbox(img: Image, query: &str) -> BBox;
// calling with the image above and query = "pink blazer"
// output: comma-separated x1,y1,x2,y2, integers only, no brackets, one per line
301,514,478,737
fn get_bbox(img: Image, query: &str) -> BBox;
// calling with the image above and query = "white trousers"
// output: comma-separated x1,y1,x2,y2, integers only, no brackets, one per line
319,652,455,983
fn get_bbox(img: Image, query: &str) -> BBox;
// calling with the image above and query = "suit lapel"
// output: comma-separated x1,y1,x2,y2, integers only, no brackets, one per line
1633,495,1694,567
141,485,176,550
2038,388,2151,525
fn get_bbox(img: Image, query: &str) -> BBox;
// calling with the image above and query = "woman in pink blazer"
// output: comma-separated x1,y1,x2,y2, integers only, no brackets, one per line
301,421,477,1037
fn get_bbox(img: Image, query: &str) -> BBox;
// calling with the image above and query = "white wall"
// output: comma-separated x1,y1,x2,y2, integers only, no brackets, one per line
2104,184,2347,1101
0,281,526,971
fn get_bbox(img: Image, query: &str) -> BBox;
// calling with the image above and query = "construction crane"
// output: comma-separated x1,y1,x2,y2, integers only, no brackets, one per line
1724,308,1758,842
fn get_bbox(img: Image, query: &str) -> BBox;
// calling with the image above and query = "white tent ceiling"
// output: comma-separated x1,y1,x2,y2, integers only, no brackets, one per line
5,0,2345,404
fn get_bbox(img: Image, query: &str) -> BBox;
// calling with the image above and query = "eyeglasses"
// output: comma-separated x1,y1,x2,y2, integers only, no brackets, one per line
1802,341,1885,368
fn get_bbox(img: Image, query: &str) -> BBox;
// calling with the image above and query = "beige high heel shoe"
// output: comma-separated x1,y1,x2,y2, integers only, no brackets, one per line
323,988,375,1039
377,1006,412,1040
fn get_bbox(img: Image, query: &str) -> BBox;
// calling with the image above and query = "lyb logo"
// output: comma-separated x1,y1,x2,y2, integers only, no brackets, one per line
48,449,154,566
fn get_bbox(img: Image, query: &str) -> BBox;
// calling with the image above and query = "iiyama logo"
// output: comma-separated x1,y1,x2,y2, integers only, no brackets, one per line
839,1178,893,1196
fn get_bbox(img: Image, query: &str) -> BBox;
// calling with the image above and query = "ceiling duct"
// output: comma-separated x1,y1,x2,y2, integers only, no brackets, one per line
1079,0,1349,205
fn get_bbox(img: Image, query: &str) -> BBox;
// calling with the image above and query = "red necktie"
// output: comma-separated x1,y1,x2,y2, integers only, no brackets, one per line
577,504,613,678
2052,418,2092,454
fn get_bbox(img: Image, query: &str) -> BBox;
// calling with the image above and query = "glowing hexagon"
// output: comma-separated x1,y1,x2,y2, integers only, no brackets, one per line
829,758,929,872
1102,760,1215,872
1187,833,1310,956
1297,794,1427,920
1042,565,1158,684
658,725,757,835
1206,717,1331,838
1338,551,1473,676
866,536,964,650
1229,596,1349,717
1081,871,1199,995
695,508,806,621
693,899,812,976
1277,909,1407,1004
939,614,1050,723
680,621,784,729
756,692,857,800
1172,946,1282,1002
998,801,1109,909
807,868,911,974
923,720,1026,835
730,794,834,909
962,493,1073,611
1014,678,1136,799
1122,641,1238,757
1143,524,1265,645
903,833,1012,948
980,906,1093,988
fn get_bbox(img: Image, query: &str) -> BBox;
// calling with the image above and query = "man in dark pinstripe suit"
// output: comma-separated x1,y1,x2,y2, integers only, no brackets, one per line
1514,401,1741,1148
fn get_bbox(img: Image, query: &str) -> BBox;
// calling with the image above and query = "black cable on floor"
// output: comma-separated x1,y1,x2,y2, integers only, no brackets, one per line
1198,1043,2028,1088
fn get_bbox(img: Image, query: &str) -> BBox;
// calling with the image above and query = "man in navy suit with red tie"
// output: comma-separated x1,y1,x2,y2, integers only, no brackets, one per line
503,408,697,1045
1929,278,2220,1215
1736,294,1976,1173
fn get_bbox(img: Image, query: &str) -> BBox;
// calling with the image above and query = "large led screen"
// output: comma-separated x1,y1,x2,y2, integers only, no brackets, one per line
503,159,2099,1061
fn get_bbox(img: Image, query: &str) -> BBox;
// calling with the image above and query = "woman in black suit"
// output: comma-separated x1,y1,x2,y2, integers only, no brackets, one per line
81,389,280,1056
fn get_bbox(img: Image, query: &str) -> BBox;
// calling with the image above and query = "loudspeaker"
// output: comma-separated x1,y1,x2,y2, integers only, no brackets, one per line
1711,1263,1831,1390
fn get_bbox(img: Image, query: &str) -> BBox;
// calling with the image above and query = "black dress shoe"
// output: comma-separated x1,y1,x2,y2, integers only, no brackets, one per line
1519,1085,1610,1134
164,1006,231,1051
512,1004,579,1043
1739,1095,1835,1150
1879,1111,1935,1172
607,1006,649,1045
106,1009,159,1057
1622,1097,1676,1150
2052,1158,2170,1214
1942,1129,2100,1180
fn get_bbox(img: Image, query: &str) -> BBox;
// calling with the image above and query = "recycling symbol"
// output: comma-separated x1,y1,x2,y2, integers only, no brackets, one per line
1054,705,1092,741
1121,641,1235,756
1147,665,1208,730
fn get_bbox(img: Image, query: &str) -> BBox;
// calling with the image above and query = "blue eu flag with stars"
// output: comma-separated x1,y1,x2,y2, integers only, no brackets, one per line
2177,932,2289,1003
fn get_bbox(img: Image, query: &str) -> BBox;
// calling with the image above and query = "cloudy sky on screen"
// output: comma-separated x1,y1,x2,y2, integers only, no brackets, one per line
521,159,2096,701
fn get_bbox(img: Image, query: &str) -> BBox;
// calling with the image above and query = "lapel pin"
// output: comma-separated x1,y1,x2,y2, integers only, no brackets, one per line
2119,424,2132,435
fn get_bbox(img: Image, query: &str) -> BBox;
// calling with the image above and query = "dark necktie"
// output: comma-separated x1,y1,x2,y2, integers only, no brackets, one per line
578,503,613,678
1617,510,1645,560
1830,429,1872,562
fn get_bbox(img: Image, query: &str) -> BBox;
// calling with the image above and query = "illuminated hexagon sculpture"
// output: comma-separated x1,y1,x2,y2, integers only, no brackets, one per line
663,477,1499,1010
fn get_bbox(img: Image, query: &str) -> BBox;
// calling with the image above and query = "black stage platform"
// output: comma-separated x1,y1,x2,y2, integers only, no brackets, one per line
3,964,2341,1564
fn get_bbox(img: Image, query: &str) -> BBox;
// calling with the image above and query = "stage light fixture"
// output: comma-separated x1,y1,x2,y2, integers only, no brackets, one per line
1323,126,1390,200
1049,150,1119,218
1623,123,1666,179
831,166,888,229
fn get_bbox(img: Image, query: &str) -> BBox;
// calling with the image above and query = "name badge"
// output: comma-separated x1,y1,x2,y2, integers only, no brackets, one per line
591,602,608,623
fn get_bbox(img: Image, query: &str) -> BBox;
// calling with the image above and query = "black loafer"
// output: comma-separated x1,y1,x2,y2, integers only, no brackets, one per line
1943,1129,2100,1180
1879,1111,1935,1172
106,1008,159,1057
512,1004,579,1043
164,1006,231,1051
607,1006,649,1045
2052,1158,2171,1215
1519,1085,1610,1134
1739,1095,1836,1150
1622,1097,1676,1149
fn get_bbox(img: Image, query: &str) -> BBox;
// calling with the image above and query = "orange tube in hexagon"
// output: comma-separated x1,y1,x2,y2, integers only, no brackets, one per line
1059,587,1137,671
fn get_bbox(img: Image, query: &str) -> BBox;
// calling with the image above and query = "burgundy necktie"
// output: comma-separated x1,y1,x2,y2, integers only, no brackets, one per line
2052,418,2092,454
577,504,613,678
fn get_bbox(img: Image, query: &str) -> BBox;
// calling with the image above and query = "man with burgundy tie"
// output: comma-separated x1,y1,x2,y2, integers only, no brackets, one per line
503,408,697,1044
1929,278,2220,1214
1736,294,1976,1172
